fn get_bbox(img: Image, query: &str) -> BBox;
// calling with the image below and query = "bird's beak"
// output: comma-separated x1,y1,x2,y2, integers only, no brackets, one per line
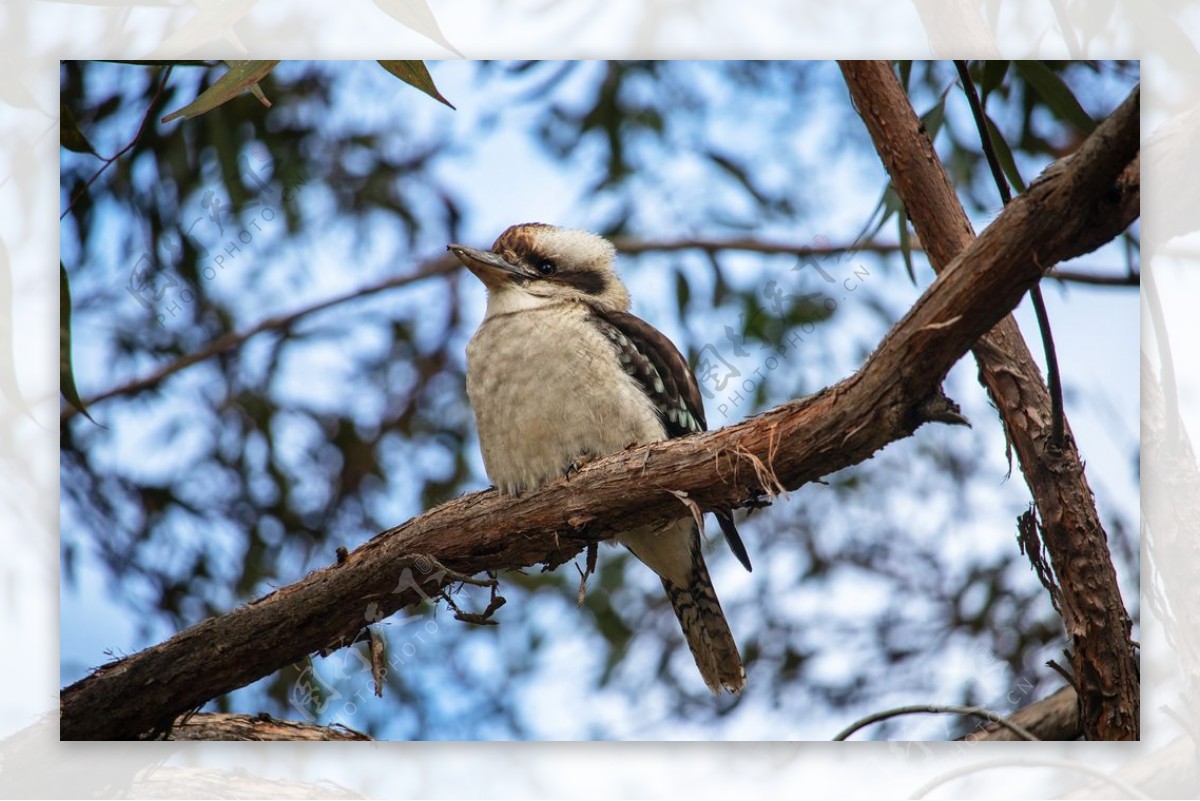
448,244,526,288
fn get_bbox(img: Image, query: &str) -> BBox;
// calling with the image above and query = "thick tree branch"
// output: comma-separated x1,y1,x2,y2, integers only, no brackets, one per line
960,685,1081,741
839,60,1139,740
59,84,1138,740
834,704,1039,741
954,60,1067,446
168,712,370,741
615,236,1137,287
61,242,1133,426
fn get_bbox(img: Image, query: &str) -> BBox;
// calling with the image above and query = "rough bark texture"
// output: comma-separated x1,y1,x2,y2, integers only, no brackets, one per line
959,686,1081,741
59,77,1139,741
839,60,1140,740
167,712,370,741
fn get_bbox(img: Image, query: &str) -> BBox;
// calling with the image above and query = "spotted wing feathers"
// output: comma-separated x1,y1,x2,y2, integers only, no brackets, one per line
591,307,752,572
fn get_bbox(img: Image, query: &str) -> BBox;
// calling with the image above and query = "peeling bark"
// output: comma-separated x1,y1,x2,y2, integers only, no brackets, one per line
839,61,1140,740
59,74,1139,741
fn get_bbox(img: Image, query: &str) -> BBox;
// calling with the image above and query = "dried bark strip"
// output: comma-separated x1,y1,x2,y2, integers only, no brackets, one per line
839,60,1140,740
167,712,371,741
59,86,1139,740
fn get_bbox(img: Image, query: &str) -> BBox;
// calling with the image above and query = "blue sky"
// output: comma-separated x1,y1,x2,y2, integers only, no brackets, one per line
57,60,1140,742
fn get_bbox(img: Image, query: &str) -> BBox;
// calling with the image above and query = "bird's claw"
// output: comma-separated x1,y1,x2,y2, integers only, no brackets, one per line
562,450,599,479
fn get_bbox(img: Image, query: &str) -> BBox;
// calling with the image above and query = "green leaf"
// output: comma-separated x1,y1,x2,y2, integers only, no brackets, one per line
919,88,950,142
377,61,456,109
60,262,96,424
707,150,772,207
854,183,904,246
1014,61,1096,134
897,60,913,91
161,60,280,123
710,253,729,306
674,268,690,312
897,206,916,285
60,100,97,155
984,113,1028,193
980,60,1010,99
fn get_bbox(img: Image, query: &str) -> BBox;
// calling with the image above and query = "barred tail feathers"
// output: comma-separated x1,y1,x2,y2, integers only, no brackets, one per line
662,537,745,694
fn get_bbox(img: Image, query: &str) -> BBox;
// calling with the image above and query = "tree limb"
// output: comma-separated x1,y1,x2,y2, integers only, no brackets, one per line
1046,267,1139,287
60,65,175,221
59,79,1139,741
60,242,1133,426
168,712,370,741
834,703,1039,741
59,254,460,424
839,60,1139,740
960,685,1081,741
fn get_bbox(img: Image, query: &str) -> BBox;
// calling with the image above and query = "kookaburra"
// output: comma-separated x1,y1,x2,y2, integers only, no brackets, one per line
449,222,751,694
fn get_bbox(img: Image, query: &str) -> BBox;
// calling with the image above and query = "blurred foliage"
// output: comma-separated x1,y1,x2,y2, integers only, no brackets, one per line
59,60,1139,740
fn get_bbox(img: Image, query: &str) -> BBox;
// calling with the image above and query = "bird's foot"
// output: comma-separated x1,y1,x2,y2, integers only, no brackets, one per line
562,450,599,479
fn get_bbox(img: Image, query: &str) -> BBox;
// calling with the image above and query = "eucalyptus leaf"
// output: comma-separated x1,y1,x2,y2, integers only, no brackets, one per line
60,100,97,155
980,60,1010,98
60,262,96,424
377,61,456,109
162,60,280,123
1015,61,1097,134
984,113,1028,193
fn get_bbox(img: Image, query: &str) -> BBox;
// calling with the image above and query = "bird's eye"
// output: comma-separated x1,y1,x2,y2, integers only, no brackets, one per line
534,258,557,276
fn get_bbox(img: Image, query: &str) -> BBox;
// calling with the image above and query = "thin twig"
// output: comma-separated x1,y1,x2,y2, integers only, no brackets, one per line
1048,267,1138,287
832,703,1040,741
622,237,1136,290
61,65,175,221
1029,286,1065,445
618,238,1132,290
954,59,1066,447
61,89,1143,737
62,234,1129,425
61,255,459,423
611,236,902,257
1046,657,1078,690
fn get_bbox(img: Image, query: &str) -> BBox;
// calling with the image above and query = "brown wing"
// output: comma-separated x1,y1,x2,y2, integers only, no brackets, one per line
590,307,752,572
591,308,707,438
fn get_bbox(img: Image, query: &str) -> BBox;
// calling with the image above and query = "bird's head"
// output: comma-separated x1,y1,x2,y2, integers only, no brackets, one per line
449,223,631,316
